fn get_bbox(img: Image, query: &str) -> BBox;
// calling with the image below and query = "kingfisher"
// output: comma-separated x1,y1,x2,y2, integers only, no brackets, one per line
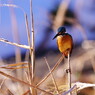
53,27,73,58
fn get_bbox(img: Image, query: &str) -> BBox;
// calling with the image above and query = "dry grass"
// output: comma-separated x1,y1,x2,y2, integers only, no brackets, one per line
0,0,95,95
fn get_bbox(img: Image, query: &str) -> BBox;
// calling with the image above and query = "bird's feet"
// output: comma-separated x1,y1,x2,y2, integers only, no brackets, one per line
66,68,71,74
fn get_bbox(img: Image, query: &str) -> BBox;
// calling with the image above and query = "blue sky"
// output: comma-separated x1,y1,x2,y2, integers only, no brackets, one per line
0,0,95,58
0,0,58,57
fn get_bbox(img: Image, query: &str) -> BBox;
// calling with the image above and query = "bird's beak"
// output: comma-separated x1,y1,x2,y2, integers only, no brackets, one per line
52,33,59,40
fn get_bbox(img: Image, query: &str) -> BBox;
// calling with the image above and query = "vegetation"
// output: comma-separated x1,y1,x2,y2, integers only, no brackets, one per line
0,0,95,95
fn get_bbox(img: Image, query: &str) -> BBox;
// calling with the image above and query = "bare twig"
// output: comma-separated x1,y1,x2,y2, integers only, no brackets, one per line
0,66,28,70
5,86,14,95
0,71,53,95
25,14,33,93
9,0,21,63
0,78,6,89
66,53,72,95
0,62,27,68
44,57,59,94
0,4,25,14
68,53,71,89
30,0,35,81
22,90,30,95
0,38,32,50
30,0,36,94
9,5,23,93
36,55,64,87
0,3,35,94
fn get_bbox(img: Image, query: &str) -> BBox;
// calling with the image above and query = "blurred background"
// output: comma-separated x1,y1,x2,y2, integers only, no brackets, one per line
0,0,95,95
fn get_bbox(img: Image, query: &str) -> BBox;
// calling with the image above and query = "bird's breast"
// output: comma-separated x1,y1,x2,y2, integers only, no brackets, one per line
57,35,73,57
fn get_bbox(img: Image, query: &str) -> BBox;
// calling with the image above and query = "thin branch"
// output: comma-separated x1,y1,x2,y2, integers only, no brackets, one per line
0,3,34,94
25,14,33,93
0,78,6,89
44,57,59,94
0,66,28,70
9,0,21,63
5,86,14,95
66,53,72,95
22,90,30,95
0,4,26,14
0,38,32,50
30,0,35,82
0,71,53,95
0,62,27,67
68,53,71,88
36,55,64,87
30,0,36,94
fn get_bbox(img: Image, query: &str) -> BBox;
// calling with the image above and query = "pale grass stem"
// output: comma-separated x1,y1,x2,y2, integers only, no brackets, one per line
0,71,53,95
30,0,36,94
0,38,32,50
44,57,59,94
21,55,64,95
25,14,33,94
66,53,72,95
9,5,23,93
36,55,64,87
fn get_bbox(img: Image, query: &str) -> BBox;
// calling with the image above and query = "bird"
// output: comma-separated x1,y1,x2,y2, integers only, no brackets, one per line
53,27,73,58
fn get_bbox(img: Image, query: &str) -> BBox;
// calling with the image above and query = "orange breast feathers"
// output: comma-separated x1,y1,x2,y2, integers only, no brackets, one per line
57,34,73,57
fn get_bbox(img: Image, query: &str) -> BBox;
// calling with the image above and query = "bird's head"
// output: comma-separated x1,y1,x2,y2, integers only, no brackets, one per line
53,26,66,40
